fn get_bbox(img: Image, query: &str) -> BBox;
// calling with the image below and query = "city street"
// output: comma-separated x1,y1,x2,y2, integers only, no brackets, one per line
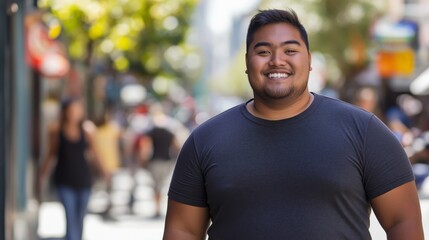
38,204,164,240
38,169,429,240
38,168,167,240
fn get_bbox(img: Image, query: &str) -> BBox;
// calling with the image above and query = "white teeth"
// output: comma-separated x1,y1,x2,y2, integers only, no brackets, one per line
268,73,289,79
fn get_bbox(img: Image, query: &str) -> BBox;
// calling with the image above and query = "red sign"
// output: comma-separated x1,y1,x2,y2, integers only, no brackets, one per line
25,11,70,79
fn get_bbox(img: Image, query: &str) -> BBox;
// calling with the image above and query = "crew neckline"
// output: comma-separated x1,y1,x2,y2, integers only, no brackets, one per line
240,93,322,126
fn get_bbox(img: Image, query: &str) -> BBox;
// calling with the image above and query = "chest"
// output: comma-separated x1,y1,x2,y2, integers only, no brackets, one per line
59,127,87,153
202,127,365,204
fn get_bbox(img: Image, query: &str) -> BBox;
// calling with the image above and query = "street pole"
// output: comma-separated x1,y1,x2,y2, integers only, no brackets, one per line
0,2,7,240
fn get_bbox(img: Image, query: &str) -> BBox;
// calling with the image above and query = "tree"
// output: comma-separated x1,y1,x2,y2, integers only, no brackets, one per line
38,0,200,117
260,0,381,92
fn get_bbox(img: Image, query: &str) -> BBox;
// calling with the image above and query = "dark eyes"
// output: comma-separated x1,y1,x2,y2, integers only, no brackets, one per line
285,49,297,54
257,49,297,55
257,50,270,55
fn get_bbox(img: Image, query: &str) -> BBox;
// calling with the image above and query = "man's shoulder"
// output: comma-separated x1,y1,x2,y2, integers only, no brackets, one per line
192,103,244,134
317,94,373,119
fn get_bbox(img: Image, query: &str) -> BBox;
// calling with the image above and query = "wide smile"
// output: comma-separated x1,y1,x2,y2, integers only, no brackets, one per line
265,71,293,80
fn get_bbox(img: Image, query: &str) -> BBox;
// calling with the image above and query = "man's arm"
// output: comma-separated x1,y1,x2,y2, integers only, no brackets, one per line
163,199,210,240
370,181,424,240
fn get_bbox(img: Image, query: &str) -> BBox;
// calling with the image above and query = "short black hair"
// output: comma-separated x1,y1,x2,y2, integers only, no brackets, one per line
246,9,310,52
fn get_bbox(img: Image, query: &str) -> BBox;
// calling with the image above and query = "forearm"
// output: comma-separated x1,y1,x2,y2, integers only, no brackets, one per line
386,220,424,240
87,144,106,176
39,156,53,181
92,153,107,176
163,229,205,240
38,155,55,197
164,200,210,240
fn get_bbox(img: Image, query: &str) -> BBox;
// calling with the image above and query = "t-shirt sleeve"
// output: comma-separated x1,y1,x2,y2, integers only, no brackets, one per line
363,116,415,200
168,134,208,207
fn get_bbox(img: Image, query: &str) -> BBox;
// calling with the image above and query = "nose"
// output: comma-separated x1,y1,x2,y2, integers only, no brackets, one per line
269,50,286,66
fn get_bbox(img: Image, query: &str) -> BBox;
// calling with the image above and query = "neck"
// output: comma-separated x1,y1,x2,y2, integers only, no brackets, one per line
63,120,81,129
247,91,314,120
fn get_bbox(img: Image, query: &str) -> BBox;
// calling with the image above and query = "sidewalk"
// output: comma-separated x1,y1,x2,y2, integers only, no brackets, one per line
38,168,429,239
38,202,165,240
38,168,167,240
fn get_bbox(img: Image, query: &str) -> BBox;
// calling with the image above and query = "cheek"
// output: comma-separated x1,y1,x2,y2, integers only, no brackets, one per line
300,56,311,69
247,56,266,69
77,107,85,118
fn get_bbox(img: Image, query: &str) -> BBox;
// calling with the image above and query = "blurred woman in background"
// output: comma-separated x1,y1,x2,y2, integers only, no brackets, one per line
38,97,107,240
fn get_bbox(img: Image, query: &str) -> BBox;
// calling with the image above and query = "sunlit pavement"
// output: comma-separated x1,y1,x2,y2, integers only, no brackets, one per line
38,169,429,240
38,202,165,240
38,168,168,240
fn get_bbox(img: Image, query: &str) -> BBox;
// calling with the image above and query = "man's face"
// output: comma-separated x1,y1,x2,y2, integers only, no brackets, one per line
246,23,311,101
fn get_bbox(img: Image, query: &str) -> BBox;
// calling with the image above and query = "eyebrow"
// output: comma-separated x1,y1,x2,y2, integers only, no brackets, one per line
253,40,302,49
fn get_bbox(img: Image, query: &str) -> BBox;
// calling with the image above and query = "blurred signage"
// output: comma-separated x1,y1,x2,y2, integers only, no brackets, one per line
376,47,414,77
373,18,418,78
25,11,70,79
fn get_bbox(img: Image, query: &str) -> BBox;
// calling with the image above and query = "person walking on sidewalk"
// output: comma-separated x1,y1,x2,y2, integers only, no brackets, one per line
137,108,180,218
39,97,107,240
93,110,123,220
163,9,424,240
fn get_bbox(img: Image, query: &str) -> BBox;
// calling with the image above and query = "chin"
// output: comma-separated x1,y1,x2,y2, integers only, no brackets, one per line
264,88,294,99
262,86,309,100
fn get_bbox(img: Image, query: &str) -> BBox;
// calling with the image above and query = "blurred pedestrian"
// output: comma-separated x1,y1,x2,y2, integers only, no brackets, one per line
353,87,379,113
352,86,388,124
163,9,424,239
137,108,179,218
93,110,122,220
38,97,107,240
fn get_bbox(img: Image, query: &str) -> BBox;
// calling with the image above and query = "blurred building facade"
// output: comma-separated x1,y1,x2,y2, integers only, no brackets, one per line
0,3,6,240
2,0,26,238
2,0,29,238
0,0,58,239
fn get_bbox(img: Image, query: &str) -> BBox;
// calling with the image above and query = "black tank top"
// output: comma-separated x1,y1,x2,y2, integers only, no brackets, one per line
54,126,92,189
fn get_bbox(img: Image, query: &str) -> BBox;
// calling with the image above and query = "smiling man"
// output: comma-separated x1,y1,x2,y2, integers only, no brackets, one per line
163,9,424,240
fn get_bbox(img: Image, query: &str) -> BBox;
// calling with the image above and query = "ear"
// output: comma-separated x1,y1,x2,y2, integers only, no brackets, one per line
245,52,249,71
308,51,312,70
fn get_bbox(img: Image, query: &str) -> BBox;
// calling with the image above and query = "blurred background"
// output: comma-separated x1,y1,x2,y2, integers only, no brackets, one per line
2,0,429,239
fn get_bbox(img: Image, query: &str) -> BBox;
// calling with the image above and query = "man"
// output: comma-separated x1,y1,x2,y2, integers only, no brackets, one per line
163,9,424,239
137,108,180,218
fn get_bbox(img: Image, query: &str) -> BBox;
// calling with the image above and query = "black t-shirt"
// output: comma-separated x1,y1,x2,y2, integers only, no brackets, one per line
168,93,414,240
147,127,175,161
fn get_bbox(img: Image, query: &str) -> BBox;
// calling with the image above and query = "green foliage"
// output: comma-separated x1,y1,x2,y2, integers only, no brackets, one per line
306,0,377,76
260,0,381,82
38,0,200,82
